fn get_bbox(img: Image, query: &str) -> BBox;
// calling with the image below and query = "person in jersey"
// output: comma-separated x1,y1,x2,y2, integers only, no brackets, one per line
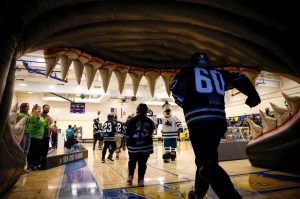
101,114,117,163
113,115,124,160
170,52,261,199
126,103,155,187
93,118,102,150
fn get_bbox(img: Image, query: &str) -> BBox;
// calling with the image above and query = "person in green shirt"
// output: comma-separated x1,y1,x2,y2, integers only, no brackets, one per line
27,104,47,170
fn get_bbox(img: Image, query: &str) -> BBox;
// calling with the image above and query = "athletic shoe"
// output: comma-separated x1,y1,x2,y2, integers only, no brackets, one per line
127,176,133,186
23,168,31,174
107,157,114,162
101,159,105,163
138,180,144,187
32,166,39,171
188,188,203,199
188,190,196,199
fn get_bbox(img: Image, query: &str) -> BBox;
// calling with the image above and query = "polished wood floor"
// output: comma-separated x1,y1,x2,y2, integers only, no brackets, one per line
4,142,300,198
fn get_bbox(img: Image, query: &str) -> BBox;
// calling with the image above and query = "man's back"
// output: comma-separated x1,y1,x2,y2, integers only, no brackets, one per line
126,114,155,154
102,120,117,140
170,66,260,126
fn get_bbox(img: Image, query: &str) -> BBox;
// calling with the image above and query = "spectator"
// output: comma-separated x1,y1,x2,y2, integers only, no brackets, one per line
265,107,275,118
65,125,74,140
50,121,58,148
65,129,81,152
27,104,47,170
18,103,30,172
40,104,53,170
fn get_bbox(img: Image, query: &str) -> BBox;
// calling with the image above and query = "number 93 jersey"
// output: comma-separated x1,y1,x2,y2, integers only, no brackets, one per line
170,66,249,126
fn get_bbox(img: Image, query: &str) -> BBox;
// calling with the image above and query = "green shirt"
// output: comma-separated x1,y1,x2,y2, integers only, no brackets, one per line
28,115,47,139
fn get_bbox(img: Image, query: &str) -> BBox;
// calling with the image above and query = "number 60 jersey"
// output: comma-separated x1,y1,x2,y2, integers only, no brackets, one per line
170,66,259,126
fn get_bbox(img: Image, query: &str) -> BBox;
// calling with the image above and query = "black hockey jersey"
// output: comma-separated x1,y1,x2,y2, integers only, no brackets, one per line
102,120,117,142
126,114,155,154
115,120,124,135
170,66,260,127
93,122,102,134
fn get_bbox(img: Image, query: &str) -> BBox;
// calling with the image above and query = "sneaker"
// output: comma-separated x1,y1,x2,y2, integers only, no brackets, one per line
138,180,144,187
127,176,133,186
107,157,114,162
188,190,195,199
188,188,203,199
23,168,30,174
101,159,105,163
39,165,46,170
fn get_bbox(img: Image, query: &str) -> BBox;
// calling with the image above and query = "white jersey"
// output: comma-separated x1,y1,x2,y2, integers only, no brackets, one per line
159,116,182,138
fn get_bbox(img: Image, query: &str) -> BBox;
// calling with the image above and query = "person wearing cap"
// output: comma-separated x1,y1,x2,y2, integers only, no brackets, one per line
170,52,261,199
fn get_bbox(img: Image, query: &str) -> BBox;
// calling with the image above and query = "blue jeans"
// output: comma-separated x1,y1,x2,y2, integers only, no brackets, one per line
20,131,31,155
70,143,81,152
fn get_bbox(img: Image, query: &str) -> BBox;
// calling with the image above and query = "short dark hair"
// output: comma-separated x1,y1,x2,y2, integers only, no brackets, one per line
107,114,114,120
136,103,148,114
43,104,50,109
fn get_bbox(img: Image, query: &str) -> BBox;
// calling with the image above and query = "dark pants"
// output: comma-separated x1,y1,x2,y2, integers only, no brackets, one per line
28,137,42,167
128,153,150,181
188,121,241,199
102,141,116,160
51,137,57,148
40,137,50,169
93,133,103,149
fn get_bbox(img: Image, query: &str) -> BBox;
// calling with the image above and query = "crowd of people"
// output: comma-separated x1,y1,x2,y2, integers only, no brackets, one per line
90,104,155,186
17,103,56,171
14,52,262,198
227,107,275,128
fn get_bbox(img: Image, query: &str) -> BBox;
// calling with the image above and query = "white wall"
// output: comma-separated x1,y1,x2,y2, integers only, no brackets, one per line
14,93,185,139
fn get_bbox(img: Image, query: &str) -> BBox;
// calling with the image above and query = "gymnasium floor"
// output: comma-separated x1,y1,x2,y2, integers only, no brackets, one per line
4,142,300,199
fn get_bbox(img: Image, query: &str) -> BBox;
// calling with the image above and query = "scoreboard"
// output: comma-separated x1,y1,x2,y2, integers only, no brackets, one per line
70,102,85,114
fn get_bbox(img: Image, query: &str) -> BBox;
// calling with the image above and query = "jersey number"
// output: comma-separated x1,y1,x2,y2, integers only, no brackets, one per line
194,68,225,95
133,121,150,138
116,123,122,132
103,123,112,132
